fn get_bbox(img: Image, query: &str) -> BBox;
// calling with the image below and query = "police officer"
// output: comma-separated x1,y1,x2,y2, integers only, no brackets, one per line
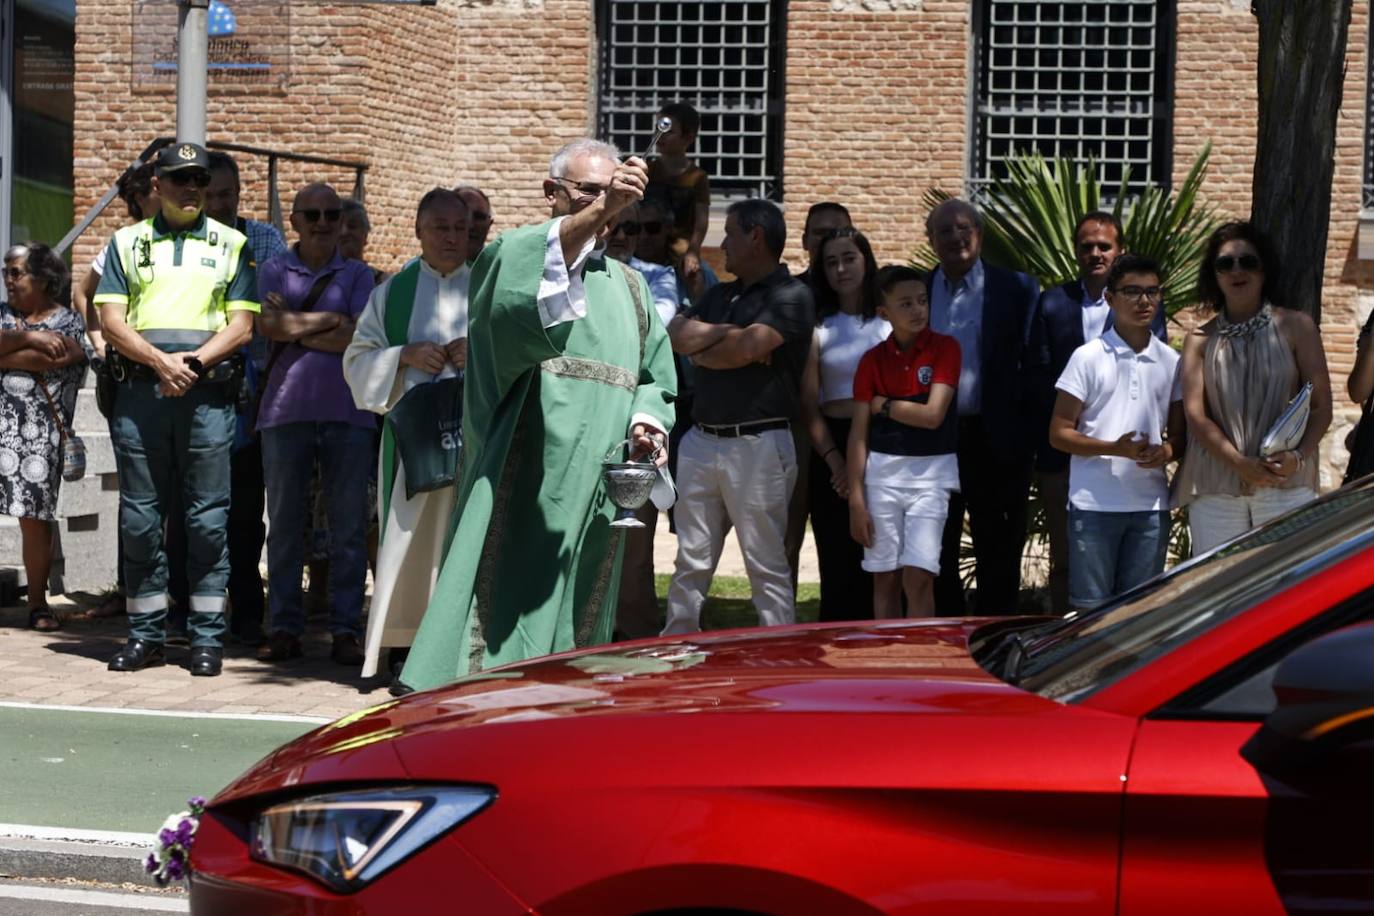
93,142,259,677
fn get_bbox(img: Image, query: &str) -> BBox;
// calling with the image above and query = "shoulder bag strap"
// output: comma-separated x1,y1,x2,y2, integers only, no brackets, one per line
19,314,69,443
33,373,68,444
260,267,340,376
251,267,341,433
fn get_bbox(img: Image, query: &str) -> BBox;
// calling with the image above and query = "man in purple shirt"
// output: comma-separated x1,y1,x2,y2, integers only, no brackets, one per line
255,183,377,665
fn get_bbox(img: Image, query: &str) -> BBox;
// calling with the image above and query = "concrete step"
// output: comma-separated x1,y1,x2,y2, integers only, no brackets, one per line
0,509,120,595
57,429,118,477
52,510,120,592
55,471,120,518
0,515,20,564
72,387,106,434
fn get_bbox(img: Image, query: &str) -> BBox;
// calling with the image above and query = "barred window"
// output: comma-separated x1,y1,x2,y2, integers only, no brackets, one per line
971,1,1175,197
596,0,786,201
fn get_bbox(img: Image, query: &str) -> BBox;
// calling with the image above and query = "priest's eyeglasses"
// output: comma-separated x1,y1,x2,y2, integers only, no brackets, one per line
551,177,609,203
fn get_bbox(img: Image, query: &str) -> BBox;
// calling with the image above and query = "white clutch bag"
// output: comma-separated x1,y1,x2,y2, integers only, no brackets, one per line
1259,381,1313,458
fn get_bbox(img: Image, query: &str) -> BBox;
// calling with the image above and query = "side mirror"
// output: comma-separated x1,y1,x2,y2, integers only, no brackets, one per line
1240,622,1374,789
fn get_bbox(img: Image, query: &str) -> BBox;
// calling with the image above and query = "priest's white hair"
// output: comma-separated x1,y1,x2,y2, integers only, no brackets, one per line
549,138,621,179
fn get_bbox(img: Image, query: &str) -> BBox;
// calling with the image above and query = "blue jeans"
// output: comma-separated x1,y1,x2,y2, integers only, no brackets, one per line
1068,506,1169,609
262,421,375,637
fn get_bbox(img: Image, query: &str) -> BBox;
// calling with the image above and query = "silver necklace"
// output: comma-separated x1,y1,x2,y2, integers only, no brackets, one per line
1217,302,1273,340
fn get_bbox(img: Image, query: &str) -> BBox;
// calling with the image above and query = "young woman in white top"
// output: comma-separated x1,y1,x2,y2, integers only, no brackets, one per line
800,228,891,620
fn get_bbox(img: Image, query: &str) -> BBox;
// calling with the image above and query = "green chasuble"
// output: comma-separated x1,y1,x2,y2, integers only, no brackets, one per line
400,220,677,690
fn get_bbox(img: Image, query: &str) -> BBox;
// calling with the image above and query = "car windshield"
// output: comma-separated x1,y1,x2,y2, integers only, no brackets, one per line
1011,481,1374,702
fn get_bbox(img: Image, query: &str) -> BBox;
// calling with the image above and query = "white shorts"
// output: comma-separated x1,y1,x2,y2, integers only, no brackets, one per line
861,484,950,574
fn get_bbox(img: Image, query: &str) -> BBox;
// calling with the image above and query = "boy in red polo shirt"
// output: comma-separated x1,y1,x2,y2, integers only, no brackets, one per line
847,266,961,617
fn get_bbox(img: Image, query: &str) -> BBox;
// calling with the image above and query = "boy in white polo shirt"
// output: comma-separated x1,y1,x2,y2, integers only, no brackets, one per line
1049,254,1183,610
848,266,961,618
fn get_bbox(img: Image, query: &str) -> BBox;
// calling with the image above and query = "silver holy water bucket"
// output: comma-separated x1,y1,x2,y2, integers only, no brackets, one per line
602,438,661,529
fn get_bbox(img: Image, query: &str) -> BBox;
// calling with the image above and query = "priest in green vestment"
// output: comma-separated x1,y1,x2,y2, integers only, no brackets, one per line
398,139,677,692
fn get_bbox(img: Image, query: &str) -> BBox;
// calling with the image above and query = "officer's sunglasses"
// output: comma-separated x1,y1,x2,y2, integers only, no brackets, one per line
294,208,343,223
162,170,212,189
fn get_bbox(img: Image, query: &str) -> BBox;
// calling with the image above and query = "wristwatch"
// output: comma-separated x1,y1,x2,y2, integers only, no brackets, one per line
878,399,892,419
185,356,206,378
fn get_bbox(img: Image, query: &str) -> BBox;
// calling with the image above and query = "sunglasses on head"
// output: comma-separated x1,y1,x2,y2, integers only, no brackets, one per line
163,170,211,189
1214,254,1262,273
294,208,343,223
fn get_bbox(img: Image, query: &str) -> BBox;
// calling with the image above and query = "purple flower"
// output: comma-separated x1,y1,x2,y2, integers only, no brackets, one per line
169,848,184,862
164,857,185,882
188,796,207,811
174,820,195,846
158,828,176,847
144,853,158,873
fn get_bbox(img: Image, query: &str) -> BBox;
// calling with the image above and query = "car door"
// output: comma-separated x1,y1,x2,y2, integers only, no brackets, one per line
1118,590,1374,916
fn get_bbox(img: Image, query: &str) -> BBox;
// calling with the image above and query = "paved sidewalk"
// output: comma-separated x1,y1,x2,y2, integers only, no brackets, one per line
0,512,820,720
0,602,389,721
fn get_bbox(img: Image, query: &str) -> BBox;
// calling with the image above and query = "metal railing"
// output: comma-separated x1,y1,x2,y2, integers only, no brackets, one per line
55,137,368,256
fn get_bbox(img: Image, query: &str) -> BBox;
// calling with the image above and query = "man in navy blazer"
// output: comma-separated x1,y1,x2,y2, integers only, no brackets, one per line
926,200,1041,615
1026,211,1168,612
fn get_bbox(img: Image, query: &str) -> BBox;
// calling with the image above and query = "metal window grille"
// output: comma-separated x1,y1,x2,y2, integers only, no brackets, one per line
1364,12,1374,211
971,1,1174,198
596,0,785,201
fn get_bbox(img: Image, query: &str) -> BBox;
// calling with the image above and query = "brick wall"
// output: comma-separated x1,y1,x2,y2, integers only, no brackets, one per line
781,0,970,271
72,0,597,277
72,2,371,267
443,0,597,256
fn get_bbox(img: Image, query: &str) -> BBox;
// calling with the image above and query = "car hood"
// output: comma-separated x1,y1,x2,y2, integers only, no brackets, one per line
217,619,1064,800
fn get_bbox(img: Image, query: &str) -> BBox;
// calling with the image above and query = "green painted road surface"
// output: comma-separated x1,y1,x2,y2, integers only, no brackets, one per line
0,707,321,833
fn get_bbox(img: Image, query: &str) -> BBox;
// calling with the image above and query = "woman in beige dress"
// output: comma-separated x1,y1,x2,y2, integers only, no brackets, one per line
1174,222,1331,554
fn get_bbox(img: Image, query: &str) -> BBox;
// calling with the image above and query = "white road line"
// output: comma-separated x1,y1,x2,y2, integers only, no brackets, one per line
0,823,154,847
0,701,332,725
0,883,188,911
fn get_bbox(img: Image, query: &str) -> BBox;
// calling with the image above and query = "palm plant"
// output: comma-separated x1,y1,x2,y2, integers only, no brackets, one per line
913,144,1223,317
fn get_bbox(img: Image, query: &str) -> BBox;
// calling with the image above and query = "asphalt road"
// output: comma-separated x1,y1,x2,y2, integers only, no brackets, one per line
0,705,320,832
0,880,186,913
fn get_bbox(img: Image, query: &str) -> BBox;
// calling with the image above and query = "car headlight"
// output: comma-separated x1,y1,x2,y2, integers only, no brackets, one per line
250,785,494,893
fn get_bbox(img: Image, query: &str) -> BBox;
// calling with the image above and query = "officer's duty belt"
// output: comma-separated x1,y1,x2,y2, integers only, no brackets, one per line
107,349,241,385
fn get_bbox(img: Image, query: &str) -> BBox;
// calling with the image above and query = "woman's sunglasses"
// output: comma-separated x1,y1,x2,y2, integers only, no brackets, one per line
294,208,343,223
1214,254,1262,273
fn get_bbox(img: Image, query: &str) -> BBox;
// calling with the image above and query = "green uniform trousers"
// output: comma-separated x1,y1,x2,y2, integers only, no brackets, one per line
110,377,235,647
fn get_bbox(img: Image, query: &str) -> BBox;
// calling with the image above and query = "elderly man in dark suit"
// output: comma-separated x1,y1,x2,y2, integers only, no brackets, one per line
926,199,1040,615
1026,211,1168,612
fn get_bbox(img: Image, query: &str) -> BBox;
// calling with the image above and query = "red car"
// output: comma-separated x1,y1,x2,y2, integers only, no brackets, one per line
190,482,1374,915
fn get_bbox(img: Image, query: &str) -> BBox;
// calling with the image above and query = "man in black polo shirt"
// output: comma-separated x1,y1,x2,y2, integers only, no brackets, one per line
662,199,815,634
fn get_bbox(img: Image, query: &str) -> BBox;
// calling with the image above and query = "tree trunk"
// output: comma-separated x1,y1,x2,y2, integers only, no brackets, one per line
1250,0,1353,325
